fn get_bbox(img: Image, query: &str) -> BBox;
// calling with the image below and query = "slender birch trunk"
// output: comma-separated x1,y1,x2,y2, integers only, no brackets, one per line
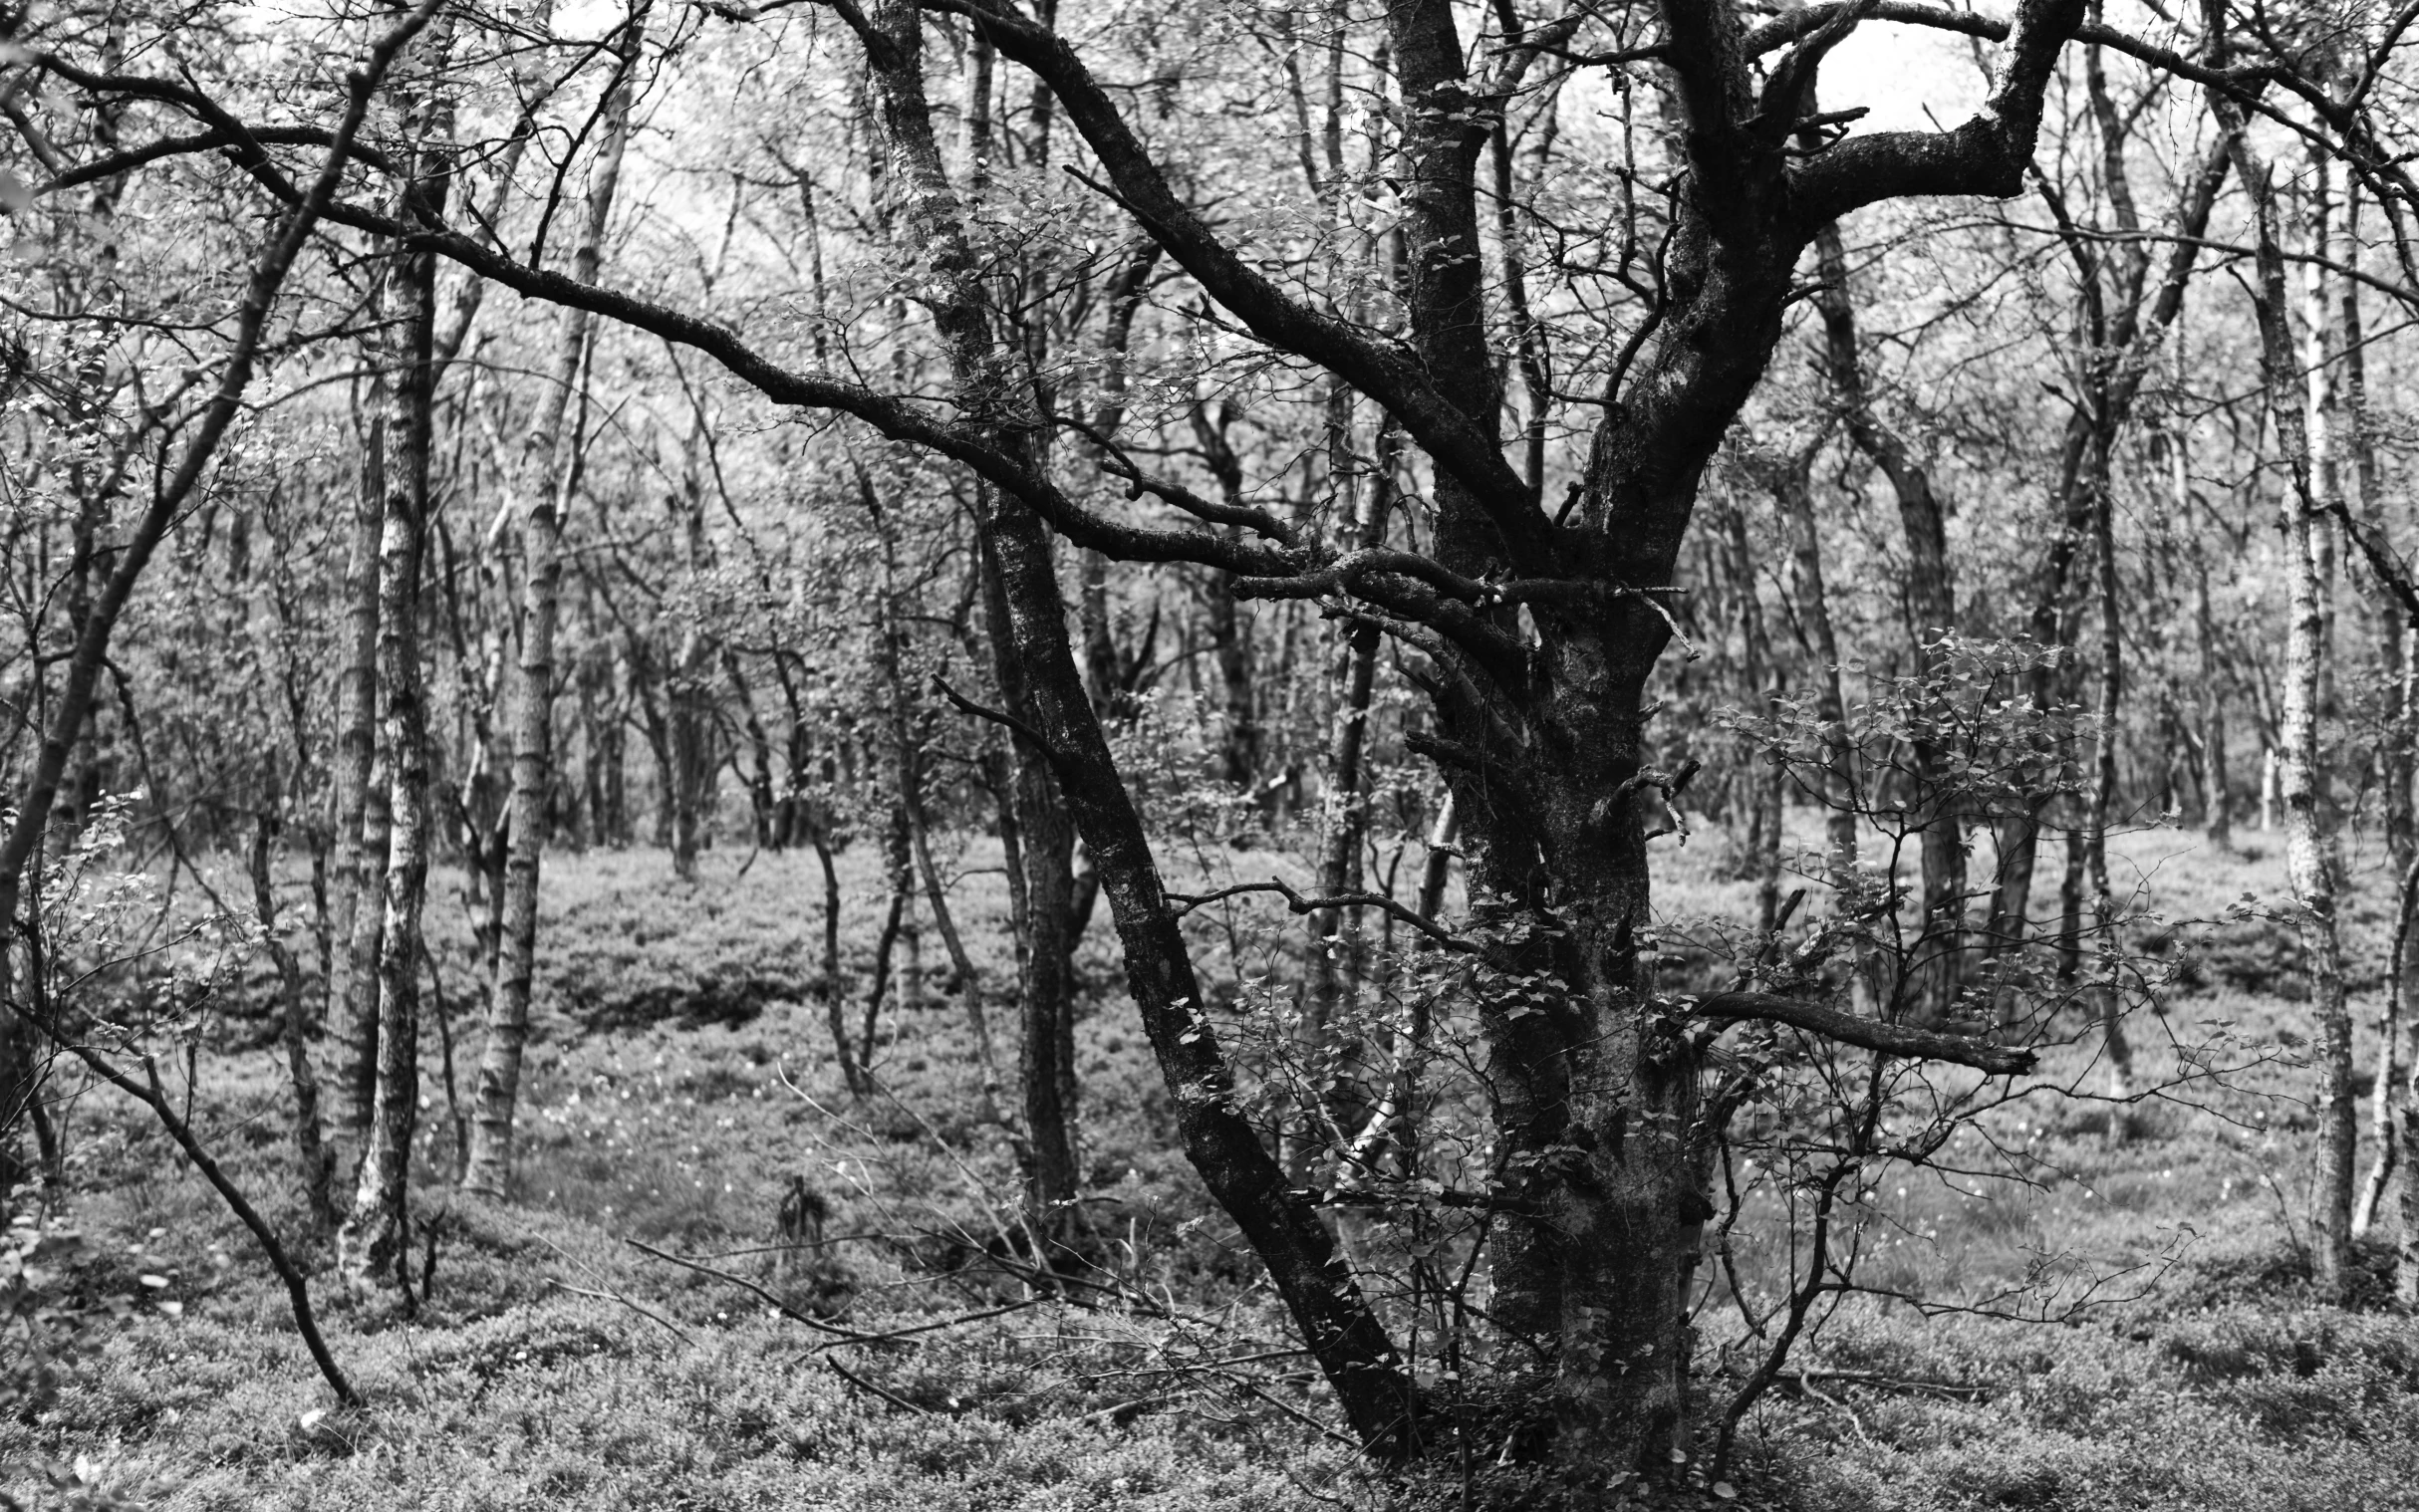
333,397,388,1133
2224,109,2354,1298
462,3,638,1198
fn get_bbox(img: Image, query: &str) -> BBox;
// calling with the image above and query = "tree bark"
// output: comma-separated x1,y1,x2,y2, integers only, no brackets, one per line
333,389,388,1133
253,814,338,1236
976,505,1082,1242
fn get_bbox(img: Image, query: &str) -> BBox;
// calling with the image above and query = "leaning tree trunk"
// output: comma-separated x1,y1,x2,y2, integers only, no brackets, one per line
853,0,1417,1448
2228,113,2354,1300
462,8,637,1199
339,35,449,1292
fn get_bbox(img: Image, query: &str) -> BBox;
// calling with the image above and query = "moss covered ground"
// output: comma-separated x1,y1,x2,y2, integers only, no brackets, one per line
5,820,2418,1511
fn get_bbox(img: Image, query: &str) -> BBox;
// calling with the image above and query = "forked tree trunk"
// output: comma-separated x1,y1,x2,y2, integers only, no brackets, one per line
339,32,450,1291
462,7,637,1198
1988,127,2232,951
847,0,2086,1480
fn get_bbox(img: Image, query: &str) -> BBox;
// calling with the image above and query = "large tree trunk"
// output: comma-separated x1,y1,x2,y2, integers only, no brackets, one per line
462,10,636,1198
836,0,2088,1480
339,34,450,1291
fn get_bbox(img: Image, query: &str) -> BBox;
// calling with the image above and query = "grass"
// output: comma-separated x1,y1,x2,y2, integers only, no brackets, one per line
6,813,2419,1510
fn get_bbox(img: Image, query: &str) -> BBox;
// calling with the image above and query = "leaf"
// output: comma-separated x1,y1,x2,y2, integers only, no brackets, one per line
0,169,30,214
137,1274,169,1289
1714,1482,1740,1501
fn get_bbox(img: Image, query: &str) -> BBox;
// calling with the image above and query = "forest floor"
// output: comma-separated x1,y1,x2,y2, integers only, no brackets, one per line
5,816,2419,1511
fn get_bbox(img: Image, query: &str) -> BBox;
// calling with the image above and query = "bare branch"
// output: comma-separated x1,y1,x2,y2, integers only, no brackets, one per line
1687,992,2039,1075
1165,878,1478,953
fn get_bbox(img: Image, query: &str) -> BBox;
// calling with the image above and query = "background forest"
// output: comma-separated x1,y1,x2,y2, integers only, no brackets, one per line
4,0,2419,1505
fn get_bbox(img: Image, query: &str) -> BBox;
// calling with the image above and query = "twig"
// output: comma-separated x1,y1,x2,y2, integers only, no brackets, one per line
827,1357,932,1414
932,675,1054,755
799,1297,1046,1355
1797,1373,1881,1450
1164,877,1476,953
1776,1368,1989,1401
627,1237,879,1341
1220,1373,1364,1450
546,1277,695,1348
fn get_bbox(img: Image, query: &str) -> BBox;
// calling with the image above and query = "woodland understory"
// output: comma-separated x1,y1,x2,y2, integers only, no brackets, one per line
6,0,2419,1504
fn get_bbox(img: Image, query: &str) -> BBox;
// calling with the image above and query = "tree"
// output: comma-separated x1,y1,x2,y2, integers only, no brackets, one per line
27,0,2419,1488
461,0,642,1199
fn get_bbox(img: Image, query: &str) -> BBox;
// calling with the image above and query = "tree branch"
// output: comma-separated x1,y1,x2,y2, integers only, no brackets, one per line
1785,0,2088,228
1165,878,1478,953
1686,991,2038,1074
919,0,1536,524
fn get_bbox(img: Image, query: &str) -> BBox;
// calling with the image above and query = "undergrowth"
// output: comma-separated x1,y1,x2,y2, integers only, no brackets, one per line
3,825,2417,1510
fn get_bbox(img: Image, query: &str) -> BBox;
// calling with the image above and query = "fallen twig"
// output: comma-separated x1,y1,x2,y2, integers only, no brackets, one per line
827,1357,932,1415
546,1278,694,1348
